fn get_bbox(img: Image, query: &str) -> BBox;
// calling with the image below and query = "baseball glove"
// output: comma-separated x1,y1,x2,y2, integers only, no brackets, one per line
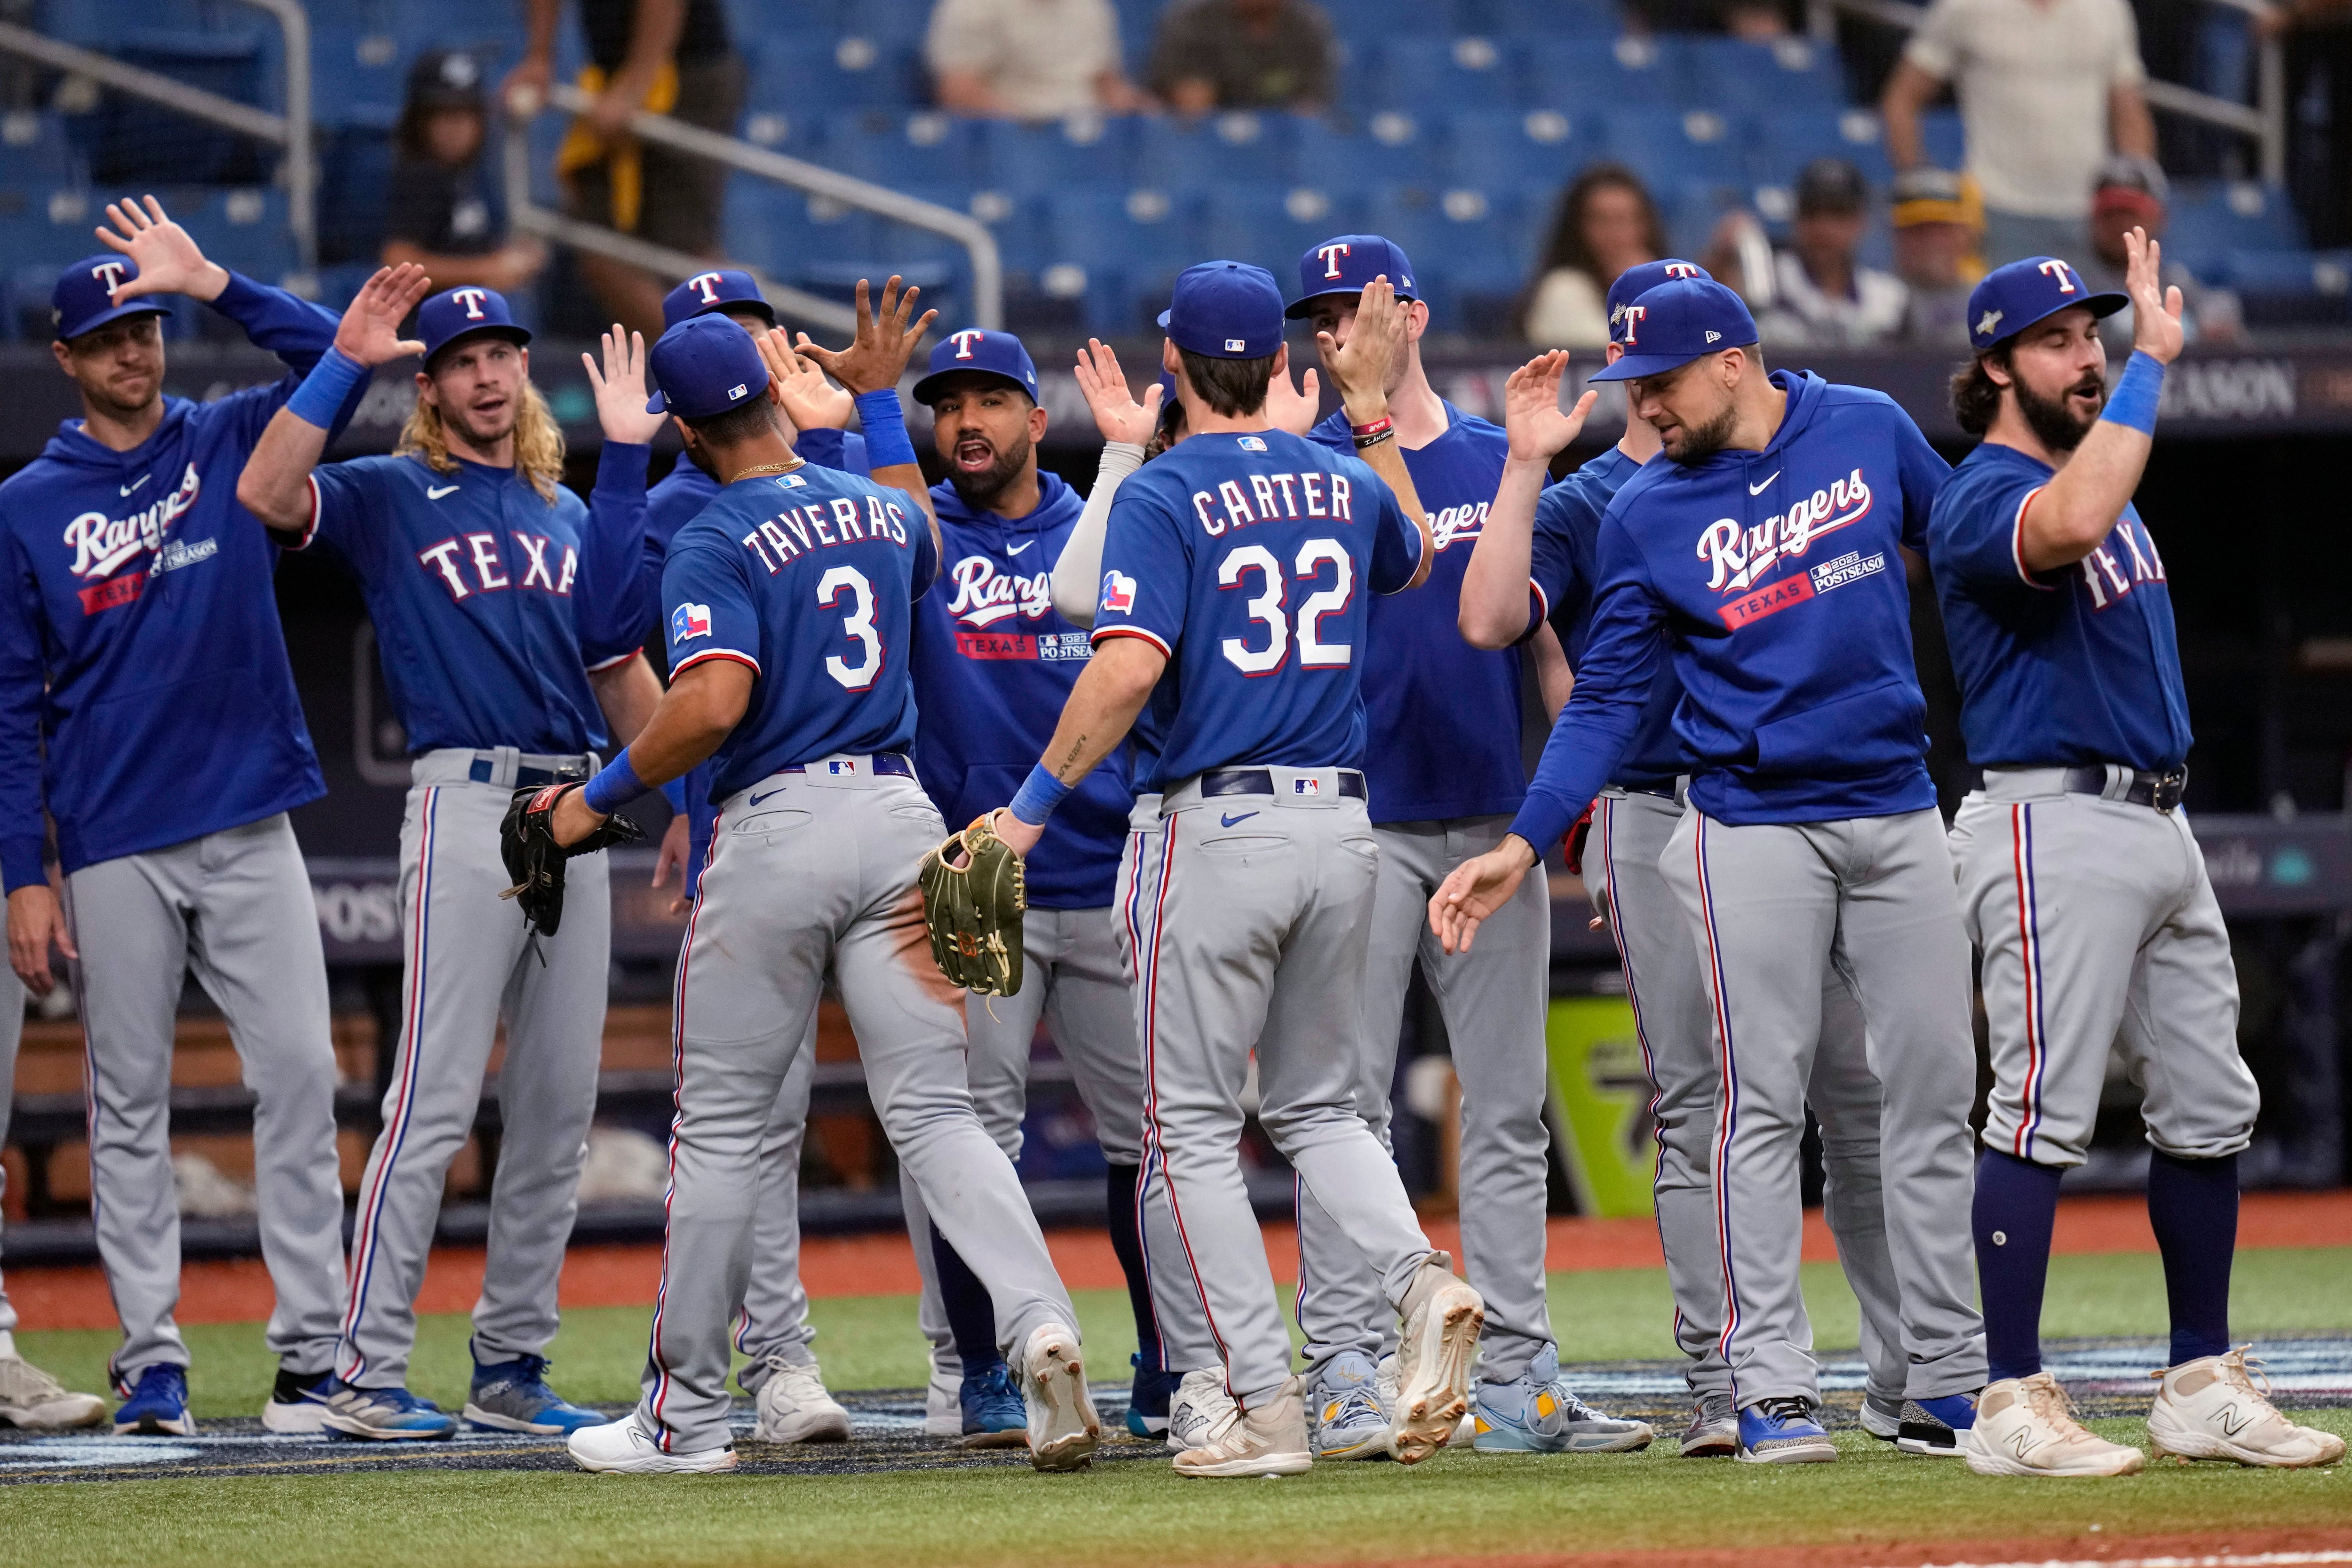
498,784,645,938
918,812,1027,996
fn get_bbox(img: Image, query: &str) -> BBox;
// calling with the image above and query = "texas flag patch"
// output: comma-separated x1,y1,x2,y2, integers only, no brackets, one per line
670,602,712,643
1101,570,1137,615
1292,777,1321,796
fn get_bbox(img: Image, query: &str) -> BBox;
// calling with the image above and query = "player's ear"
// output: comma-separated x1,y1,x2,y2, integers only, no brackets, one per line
673,414,699,455
1271,341,1289,381
413,367,437,408
1027,398,1048,442
1160,337,1182,378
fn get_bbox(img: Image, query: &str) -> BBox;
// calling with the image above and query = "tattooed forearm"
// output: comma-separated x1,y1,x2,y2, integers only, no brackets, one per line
1055,735,1090,779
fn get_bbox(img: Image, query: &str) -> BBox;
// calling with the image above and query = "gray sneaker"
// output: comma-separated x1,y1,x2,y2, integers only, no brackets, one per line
1308,1351,1391,1460
0,1353,105,1430
1679,1392,1738,1457
1166,1367,1236,1452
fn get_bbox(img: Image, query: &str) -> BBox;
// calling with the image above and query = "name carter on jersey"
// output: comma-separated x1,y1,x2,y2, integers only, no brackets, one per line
1190,470,1356,536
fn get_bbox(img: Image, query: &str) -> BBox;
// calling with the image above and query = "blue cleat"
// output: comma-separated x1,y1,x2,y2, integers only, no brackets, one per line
1736,1397,1837,1464
320,1380,459,1441
464,1353,608,1435
114,1363,195,1436
1307,1351,1391,1461
1471,1344,1655,1453
958,1360,1028,1449
1896,1391,1979,1457
1126,1354,1180,1440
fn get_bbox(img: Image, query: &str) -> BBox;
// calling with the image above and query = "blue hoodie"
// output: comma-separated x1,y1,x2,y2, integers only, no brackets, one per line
0,273,358,890
1510,371,1951,854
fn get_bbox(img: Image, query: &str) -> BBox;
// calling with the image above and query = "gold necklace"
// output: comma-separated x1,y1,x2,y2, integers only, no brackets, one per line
731,457,805,480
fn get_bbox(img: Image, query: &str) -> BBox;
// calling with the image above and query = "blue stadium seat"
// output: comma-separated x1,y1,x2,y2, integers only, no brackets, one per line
1042,184,1201,335
1134,112,1294,190
1748,107,1895,189
1920,107,1965,170
1202,185,1371,282
2217,248,2352,324
1366,185,1532,322
87,31,270,185
1442,108,1599,192
893,183,1049,277
1477,0,1621,36
306,25,408,126
971,115,1139,190
1294,113,1438,190
1523,35,1692,113
1687,37,1847,114
0,111,85,182
2168,180,2307,267
1342,0,1474,32
317,109,397,265
724,177,882,277
755,35,922,111
817,111,987,188
1368,34,1523,111
180,186,298,285
1595,107,1749,192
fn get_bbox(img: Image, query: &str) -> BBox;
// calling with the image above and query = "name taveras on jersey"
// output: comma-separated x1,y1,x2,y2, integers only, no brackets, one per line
946,553,1088,663
740,493,912,575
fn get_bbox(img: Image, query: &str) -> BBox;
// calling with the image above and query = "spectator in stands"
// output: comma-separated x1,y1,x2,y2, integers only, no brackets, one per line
1882,0,2156,266
1891,166,1985,347
504,0,746,340
1721,0,1796,38
1149,0,1335,115
1518,163,1667,348
2081,153,2242,344
1756,158,1910,347
382,50,548,295
927,0,1147,118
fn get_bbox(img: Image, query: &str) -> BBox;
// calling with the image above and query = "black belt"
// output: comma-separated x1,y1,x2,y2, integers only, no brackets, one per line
2061,764,2187,813
469,757,590,787
1199,768,1366,801
1621,780,1680,800
782,753,914,778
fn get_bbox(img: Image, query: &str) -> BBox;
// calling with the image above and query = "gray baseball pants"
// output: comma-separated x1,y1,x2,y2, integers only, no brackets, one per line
1139,769,1437,1409
639,761,1077,1452
1660,806,1985,1408
338,752,610,1388
0,966,24,1338
62,814,347,1382
1951,772,2257,1169
733,1029,818,1384
1295,813,1553,1385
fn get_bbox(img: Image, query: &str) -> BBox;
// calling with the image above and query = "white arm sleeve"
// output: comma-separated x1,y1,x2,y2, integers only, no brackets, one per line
1050,441,1144,628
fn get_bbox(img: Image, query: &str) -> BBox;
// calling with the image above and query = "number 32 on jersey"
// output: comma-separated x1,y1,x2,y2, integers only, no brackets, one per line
1218,538,1353,675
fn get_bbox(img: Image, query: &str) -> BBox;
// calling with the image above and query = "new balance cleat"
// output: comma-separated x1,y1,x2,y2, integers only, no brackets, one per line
262,1366,336,1434
320,1380,458,1441
0,1352,105,1430
1898,1391,1979,1457
2148,1348,2345,1468
1388,1254,1484,1465
1736,1397,1837,1464
1173,1375,1312,1478
958,1360,1029,1449
1126,1354,1179,1440
751,1354,851,1443
1018,1322,1100,1473
464,1353,605,1435
1966,1374,2143,1477
1167,1367,1236,1452
1470,1344,1654,1453
1306,1352,1391,1460
1680,1393,1739,1457
569,1411,736,1473
113,1364,195,1436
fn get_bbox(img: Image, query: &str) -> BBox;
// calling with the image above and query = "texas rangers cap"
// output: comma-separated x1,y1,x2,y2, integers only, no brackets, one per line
661,268,775,332
1284,234,1417,318
645,313,768,419
911,328,1039,405
1159,261,1285,360
418,285,531,367
1965,257,2128,352
51,254,168,341
1585,277,1757,382
1605,260,1711,347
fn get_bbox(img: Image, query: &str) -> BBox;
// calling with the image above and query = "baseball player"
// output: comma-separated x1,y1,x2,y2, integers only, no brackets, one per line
1931,241,2339,1475
551,286,1099,1475
0,965,105,1430
0,198,364,1436
1281,235,1651,1459
1431,277,1987,1464
236,277,664,1440
982,261,1488,1479
1459,261,1943,1459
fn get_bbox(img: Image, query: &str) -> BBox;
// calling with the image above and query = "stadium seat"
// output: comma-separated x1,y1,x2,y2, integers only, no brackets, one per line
971,115,1139,191
1919,107,1965,170
725,178,883,278
1203,185,1372,282
306,25,408,127
0,110,85,183
2218,247,2352,325
316,109,397,266
1367,34,1523,112
1749,107,1895,190
1294,113,1438,191
2168,180,2308,268
1595,106,1749,191
1478,0,1621,35
1523,34,1692,113
1687,37,1847,114
1441,108,1600,194
818,111,987,189
86,31,270,186
1134,111,1294,190
1366,184,1532,322
755,35,922,111
1041,184,1201,335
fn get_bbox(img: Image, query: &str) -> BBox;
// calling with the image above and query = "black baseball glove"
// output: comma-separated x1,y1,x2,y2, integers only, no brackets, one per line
498,783,644,937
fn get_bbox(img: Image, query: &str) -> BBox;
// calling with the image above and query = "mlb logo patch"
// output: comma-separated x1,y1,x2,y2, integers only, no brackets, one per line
1224,338,1247,352
826,758,858,776
774,473,807,488
1101,570,1137,615
670,602,712,643
1238,436,1267,452
1292,777,1321,796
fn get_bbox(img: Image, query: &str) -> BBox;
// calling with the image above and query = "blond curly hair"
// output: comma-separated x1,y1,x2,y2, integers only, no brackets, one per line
397,374,565,503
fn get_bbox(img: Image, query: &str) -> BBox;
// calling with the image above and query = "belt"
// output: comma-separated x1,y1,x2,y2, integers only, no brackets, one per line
1199,768,1366,800
2062,764,2187,813
1622,781,1680,800
781,753,914,778
468,756,590,788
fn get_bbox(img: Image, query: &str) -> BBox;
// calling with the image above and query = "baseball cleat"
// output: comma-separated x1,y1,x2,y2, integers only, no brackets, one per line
1306,1351,1391,1461
1018,1322,1101,1473
320,1380,458,1441
1470,1344,1654,1453
1125,1354,1178,1440
261,1366,337,1434
464,1353,606,1435
2147,1347,2345,1468
113,1364,195,1436
1898,1391,1980,1457
1166,1367,1236,1452
1172,1375,1312,1478
1735,1398,1837,1463
922,1354,961,1438
1965,1374,2143,1477
1679,1394,1739,1457
751,1354,851,1444
568,1411,737,1473
1859,1394,1903,1442
1388,1254,1484,1465
0,1351,105,1430
958,1360,1029,1449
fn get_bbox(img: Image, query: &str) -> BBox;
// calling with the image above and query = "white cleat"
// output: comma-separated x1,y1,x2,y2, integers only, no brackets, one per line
752,1354,852,1444
1018,1322,1100,1473
1172,1375,1313,1479
1166,1367,1236,1452
2148,1347,2346,1468
567,1412,738,1473
1388,1253,1484,1466
1965,1374,2144,1478
921,1353,960,1438
0,1354,105,1430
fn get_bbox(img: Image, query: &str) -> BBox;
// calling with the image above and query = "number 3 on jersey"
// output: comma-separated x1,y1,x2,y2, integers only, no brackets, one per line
818,564,881,689
1218,538,1354,675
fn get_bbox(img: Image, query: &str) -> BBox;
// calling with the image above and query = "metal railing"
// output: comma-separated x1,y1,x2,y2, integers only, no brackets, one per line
1806,0,2286,184
502,78,1004,333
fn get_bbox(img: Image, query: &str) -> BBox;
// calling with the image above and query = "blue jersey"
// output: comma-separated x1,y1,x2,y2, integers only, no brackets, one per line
301,441,652,755
0,273,357,889
1510,372,1951,852
1928,440,2190,771
1092,428,1422,784
662,465,936,799
1528,445,1685,788
912,472,1130,908
1306,404,1527,823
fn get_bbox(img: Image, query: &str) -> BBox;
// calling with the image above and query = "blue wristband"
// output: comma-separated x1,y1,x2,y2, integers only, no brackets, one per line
287,346,368,430
2099,350,2163,437
581,748,651,816
660,777,688,813
855,388,919,470
1008,764,1073,829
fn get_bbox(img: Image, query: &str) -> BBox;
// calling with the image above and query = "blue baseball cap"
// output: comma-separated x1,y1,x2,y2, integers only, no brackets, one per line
1606,260,1712,347
1284,234,1418,319
911,327,1039,406
1159,261,1285,360
417,285,531,367
661,268,775,332
1966,256,2128,351
51,254,168,341
645,314,769,419
1586,278,1758,382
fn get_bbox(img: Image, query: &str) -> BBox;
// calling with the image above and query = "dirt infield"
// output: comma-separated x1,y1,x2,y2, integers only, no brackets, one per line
1382,1535,2352,1568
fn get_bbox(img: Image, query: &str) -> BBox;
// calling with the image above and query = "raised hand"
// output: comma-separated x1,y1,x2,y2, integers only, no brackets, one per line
333,264,432,366
1503,351,1600,465
2122,226,2185,365
1073,339,1162,445
1265,364,1323,436
794,276,937,396
96,194,229,303
764,328,854,431
584,325,669,444
1427,839,1538,955
1318,277,1405,422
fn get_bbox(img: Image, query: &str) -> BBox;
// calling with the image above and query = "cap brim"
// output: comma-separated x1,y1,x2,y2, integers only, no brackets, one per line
644,389,669,414
910,367,1030,406
1586,349,1711,383
424,323,531,368
1155,309,1172,329
1991,291,2133,345
1282,285,1420,320
695,297,775,326
57,299,169,342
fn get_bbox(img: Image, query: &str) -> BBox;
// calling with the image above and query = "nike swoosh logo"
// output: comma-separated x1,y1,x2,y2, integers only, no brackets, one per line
1219,811,1258,827
1007,540,1034,555
427,483,461,499
1748,471,1780,496
747,789,786,807
119,474,151,496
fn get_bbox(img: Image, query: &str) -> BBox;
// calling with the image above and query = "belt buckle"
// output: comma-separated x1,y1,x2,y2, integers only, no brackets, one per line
2152,772,2185,813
